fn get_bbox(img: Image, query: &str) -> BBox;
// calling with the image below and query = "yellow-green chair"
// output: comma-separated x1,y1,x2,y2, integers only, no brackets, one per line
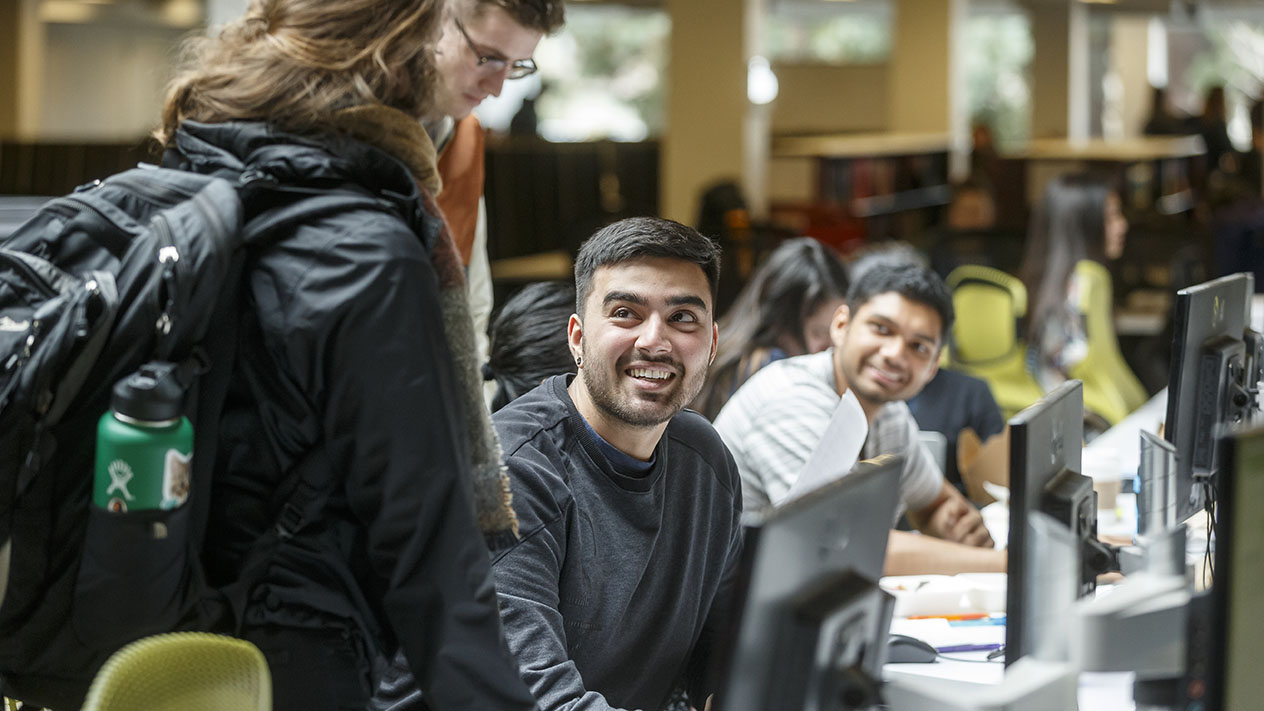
81,632,271,711
944,265,1046,419
1067,259,1148,425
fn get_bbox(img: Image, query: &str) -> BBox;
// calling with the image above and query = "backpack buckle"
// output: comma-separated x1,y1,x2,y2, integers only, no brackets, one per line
275,502,305,540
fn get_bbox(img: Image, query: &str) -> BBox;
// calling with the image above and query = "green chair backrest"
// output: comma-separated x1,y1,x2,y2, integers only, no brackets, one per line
1068,259,1149,424
944,264,1045,418
946,265,1028,365
81,632,271,711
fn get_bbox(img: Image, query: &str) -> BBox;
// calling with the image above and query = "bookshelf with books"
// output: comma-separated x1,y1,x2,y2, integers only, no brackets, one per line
770,132,953,253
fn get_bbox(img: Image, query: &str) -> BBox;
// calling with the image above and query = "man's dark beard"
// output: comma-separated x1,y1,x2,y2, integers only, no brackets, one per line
580,353,703,428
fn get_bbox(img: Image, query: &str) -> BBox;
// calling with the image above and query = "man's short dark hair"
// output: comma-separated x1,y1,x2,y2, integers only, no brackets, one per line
846,261,954,341
477,0,565,33
574,216,721,317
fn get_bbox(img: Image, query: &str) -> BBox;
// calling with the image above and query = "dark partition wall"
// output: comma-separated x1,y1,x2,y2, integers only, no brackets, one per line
1,137,661,266
483,137,659,261
0,141,157,195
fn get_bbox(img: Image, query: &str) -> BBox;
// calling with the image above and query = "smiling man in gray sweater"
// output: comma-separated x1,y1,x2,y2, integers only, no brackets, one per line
489,217,745,711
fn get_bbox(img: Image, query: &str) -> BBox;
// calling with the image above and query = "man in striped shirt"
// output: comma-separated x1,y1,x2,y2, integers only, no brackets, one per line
716,262,1006,575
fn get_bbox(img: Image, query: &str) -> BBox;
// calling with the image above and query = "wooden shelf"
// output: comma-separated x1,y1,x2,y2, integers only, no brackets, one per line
773,132,952,159
1002,135,1205,162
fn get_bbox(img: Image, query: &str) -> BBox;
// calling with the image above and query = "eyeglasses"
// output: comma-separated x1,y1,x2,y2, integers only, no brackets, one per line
452,17,538,80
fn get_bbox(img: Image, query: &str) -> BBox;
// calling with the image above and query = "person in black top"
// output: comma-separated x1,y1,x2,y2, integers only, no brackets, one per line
1142,85,1188,136
492,218,745,710
1198,86,1237,175
907,369,1006,502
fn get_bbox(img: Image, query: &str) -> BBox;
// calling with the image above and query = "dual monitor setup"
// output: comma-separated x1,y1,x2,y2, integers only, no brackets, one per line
710,272,1262,711
1006,272,1262,711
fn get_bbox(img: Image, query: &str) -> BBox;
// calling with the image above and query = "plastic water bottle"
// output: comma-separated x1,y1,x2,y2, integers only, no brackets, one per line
94,362,193,512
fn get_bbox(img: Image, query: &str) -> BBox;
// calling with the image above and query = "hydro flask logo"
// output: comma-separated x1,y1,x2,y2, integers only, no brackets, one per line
106,460,135,501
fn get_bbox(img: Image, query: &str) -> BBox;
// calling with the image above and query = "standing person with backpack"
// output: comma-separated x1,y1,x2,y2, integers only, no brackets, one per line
142,1,538,709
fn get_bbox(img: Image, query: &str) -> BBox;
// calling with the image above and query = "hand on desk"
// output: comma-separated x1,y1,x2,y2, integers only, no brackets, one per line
926,495,994,549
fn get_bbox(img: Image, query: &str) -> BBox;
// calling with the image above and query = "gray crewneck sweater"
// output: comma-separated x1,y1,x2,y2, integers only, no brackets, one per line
491,375,745,711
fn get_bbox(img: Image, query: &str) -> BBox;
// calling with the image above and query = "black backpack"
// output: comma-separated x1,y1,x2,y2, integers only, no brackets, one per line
0,165,375,708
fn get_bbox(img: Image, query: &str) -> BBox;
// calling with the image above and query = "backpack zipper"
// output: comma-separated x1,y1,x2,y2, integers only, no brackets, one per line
152,214,179,337
0,251,59,300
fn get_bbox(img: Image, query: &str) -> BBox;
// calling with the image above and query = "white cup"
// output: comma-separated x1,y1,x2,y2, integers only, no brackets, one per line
1081,447,1123,513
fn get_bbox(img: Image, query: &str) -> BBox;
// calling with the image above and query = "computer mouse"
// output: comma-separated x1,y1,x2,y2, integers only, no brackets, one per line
885,633,939,664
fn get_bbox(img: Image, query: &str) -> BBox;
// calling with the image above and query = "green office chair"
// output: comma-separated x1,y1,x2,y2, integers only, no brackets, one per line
1067,259,1148,426
944,265,1046,419
81,632,271,711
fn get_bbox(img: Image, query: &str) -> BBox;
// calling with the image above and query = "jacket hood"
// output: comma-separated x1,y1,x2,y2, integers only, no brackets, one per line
167,121,433,237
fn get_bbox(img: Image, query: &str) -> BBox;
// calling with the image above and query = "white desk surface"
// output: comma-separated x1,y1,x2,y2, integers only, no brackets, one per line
884,587,1137,710
878,387,1198,709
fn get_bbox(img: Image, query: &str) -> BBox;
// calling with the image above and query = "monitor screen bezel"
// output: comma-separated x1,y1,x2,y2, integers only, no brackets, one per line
718,456,903,711
1005,380,1084,667
1165,273,1253,524
1206,424,1264,711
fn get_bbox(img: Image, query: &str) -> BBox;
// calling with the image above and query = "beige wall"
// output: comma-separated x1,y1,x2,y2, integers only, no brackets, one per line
770,64,888,135
1110,14,1154,139
37,22,184,141
1029,0,1090,139
887,0,962,135
3,1,193,142
12,0,44,141
766,157,817,203
0,2,17,137
766,63,889,205
661,0,748,224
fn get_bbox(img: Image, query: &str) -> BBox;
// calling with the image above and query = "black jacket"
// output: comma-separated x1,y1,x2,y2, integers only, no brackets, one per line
167,121,536,710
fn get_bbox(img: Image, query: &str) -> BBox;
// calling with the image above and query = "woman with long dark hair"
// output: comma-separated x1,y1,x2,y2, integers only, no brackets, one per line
1019,173,1128,389
693,237,849,420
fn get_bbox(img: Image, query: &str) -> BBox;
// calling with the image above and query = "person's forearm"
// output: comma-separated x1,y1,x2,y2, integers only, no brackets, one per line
883,530,1007,576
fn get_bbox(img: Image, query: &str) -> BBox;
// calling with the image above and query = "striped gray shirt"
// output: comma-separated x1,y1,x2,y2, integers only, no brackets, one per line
714,349,944,519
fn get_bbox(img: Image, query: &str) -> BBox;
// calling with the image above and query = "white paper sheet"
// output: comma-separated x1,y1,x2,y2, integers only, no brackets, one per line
783,389,868,503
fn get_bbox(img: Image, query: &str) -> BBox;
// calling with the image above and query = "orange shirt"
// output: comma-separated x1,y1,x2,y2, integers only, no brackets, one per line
435,115,486,266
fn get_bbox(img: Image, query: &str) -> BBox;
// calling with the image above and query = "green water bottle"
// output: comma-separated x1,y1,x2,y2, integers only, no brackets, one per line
94,362,193,513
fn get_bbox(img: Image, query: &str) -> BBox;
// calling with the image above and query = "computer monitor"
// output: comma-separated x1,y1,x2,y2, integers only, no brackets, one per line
1165,273,1259,524
718,456,903,711
1006,381,1102,666
1205,424,1264,711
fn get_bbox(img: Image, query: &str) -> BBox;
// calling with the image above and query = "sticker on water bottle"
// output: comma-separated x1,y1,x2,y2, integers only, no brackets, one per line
106,497,128,513
161,449,191,510
106,460,135,501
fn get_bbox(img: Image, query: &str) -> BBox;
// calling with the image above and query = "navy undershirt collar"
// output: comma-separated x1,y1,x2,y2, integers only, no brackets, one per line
579,417,656,478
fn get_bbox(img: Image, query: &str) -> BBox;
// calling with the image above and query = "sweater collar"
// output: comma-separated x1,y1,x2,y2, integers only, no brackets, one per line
551,375,667,494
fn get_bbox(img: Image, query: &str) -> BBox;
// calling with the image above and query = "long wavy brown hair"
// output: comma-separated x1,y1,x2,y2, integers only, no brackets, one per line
155,0,442,147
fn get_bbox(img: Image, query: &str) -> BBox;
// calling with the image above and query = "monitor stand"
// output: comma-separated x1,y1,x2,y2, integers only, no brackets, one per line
884,657,1078,711
1071,527,1192,711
